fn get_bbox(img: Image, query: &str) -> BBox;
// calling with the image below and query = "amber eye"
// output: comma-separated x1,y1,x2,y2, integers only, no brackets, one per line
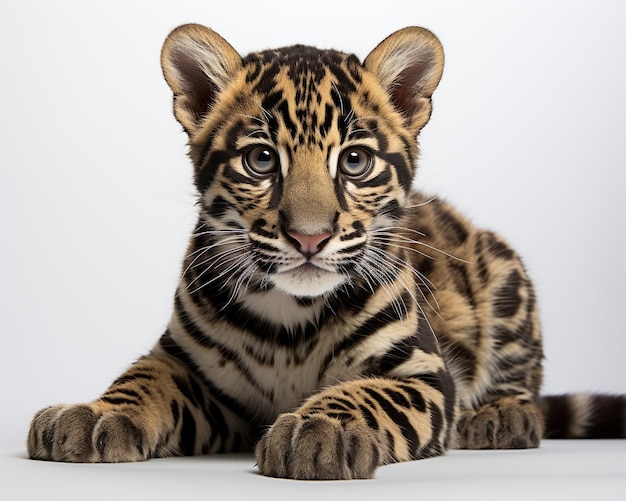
244,146,279,177
339,147,372,178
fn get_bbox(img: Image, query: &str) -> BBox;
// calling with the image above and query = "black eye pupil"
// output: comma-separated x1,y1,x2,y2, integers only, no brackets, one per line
347,151,360,165
257,149,272,164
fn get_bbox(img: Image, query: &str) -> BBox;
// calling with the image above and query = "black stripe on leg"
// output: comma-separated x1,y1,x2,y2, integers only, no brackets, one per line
398,384,427,413
363,388,420,458
383,388,411,408
421,403,445,457
180,405,197,456
112,372,155,386
102,388,144,406
170,399,180,427
358,404,379,431
100,396,140,406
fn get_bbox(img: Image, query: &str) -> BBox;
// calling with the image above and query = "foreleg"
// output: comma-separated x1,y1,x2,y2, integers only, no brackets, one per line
28,352,249,462
256,372,455,480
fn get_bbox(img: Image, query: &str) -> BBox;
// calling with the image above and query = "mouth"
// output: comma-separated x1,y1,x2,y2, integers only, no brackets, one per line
270,262,346,297
292,262,327,275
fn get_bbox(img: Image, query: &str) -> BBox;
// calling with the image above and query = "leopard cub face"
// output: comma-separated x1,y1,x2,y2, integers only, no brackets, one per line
161,25,444,301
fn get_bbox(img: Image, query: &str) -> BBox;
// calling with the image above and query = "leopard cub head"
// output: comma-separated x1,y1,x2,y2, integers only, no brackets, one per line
161,25,443,299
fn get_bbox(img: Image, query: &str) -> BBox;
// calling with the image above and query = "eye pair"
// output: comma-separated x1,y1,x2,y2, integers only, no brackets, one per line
243,146,372,179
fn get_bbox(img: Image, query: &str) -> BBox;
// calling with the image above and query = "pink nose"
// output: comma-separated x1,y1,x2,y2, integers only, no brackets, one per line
287,231,332,258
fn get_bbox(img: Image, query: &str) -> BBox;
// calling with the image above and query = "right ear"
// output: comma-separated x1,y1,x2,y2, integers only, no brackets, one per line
161,24,242,135
364,27,444,134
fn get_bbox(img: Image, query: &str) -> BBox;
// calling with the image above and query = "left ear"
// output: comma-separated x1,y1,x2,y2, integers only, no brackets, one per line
364,27,444,133
161,24,243,136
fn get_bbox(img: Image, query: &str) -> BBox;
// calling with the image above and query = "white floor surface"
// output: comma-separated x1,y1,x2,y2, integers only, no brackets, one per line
2,440,625,501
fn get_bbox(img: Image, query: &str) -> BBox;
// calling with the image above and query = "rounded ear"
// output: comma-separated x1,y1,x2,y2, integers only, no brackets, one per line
364,27,444,132
161,24,243,135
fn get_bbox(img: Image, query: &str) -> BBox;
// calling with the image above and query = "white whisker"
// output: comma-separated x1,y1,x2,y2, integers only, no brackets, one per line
405,197,437,209
220,255,258,309
356,257,408,321
187,250,254,296
331,81,344,116
260,106,273,121
372,227,471,264
236,113,268,126
179,231,248,290
366,244,442,318
365,245,439,340
192,241,248,271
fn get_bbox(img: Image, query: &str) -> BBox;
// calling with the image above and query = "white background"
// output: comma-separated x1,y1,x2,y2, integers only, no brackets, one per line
1,0,625,457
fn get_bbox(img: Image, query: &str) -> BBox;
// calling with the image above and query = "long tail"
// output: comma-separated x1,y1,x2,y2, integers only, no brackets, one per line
540,394,626,438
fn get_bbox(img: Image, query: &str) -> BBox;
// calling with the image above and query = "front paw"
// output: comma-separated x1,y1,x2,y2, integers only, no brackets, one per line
255,413,380,480
28,404,148,462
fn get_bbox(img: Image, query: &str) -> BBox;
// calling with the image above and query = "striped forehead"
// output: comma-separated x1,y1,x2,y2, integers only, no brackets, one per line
241,46,364,178
243,45,361,98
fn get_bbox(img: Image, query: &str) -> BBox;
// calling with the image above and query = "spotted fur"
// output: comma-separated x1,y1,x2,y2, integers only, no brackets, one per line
28,25,626,479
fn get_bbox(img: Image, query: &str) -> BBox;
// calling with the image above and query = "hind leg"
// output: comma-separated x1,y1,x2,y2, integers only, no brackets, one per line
456,396,544,449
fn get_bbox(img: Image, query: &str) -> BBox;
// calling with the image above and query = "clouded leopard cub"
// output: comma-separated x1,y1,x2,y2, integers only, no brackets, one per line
28,25,626,479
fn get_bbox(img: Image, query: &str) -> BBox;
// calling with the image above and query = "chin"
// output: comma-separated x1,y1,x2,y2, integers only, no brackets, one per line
270,264,347,298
